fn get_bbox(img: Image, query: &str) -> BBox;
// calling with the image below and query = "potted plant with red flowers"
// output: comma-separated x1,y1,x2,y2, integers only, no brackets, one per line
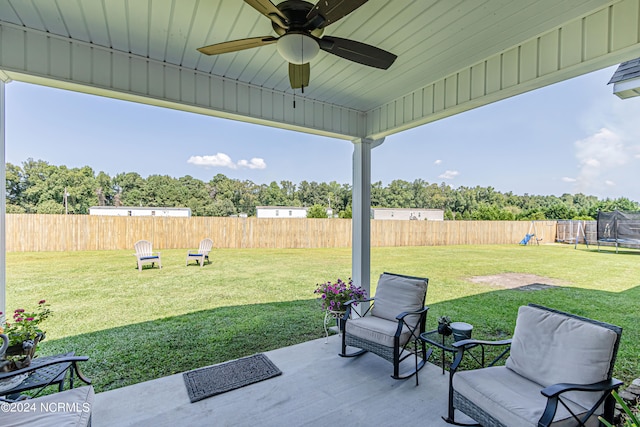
0,299,52,371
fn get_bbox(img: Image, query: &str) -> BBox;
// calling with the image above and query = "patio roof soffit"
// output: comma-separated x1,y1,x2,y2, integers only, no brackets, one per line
0,22,365,141
366,0,640,139
1,0,640,140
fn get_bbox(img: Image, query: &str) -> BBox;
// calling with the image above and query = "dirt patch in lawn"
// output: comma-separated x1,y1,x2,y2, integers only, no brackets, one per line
468,273,565,291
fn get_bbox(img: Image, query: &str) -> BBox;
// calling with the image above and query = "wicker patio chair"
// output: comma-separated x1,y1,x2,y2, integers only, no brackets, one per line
133,240,162,271
445,304,623,427
339,272,429,380
186,238,213,267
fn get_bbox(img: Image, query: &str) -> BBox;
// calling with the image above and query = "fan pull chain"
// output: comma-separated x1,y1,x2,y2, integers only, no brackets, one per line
293,84,305,108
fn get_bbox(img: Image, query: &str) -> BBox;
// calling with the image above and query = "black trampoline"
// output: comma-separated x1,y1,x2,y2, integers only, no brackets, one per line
597,210,640,252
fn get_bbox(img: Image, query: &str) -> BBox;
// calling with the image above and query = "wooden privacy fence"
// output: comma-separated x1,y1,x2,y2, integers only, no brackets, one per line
4,215,558,252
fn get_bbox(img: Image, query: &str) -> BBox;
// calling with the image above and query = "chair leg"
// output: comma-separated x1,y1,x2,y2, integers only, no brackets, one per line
339,348,367,358
443,377,481,426
602,392,617,426
339,333,367,358
391,341,429,380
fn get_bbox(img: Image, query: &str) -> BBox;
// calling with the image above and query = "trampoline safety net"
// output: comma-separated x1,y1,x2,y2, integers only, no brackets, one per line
597,210,640,245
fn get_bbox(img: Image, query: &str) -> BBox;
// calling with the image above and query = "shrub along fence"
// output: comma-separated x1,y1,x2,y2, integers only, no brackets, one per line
4,214,558,252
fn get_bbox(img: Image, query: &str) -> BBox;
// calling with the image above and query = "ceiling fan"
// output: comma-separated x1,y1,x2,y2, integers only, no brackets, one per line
197,0,397,90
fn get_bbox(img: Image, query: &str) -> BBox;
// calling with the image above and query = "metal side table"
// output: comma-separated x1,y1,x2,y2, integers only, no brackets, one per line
0,352,91,399
419,329,481,374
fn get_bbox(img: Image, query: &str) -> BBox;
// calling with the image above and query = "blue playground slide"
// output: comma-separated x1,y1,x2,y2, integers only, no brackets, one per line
519,234,534,245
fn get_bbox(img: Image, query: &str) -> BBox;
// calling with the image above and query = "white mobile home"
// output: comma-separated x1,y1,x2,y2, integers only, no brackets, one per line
256,206,308,218
371,208,444,221
89,206,191,217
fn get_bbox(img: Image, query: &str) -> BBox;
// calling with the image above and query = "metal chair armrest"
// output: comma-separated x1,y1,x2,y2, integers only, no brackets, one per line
450,339,512,372
342,298,374,319
538,378,623,427
395,305,429,320
344,297,374,306
70,360,93,385
451,338,512,348
0,356,90,380
394,307,429,338
541,378,623,398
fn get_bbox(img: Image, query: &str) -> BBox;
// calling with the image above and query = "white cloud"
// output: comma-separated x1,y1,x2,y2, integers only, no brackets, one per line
434,159,442,165
439,170,459,179
572,128,628,194
575,93,640,200
187,153,237,169
605,180,616,187
562,177,577,183
237,158,266,169
188,153,267,170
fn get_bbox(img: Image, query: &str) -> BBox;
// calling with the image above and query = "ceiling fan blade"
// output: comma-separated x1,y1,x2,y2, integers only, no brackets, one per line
289,63,310,89
244,0,289,28
197,36,277,55
306,0,368,29
318,36,396,69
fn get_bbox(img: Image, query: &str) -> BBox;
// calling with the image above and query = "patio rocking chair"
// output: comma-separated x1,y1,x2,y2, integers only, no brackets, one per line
186,238,213,267
339,272,430,381
445,304,623,427
133,240,162,271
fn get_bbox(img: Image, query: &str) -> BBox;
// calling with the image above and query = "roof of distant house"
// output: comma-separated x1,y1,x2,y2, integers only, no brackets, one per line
255,206,307,210
90,206,190,210
371,208,443,211
608,58,640,84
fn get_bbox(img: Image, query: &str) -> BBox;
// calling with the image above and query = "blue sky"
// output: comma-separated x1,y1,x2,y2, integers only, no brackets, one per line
5,65,640,202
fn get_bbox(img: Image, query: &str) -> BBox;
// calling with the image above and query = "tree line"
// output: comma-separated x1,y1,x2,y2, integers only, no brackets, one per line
5,159,639,220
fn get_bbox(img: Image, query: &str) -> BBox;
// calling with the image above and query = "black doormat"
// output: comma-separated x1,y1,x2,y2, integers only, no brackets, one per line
183,353,282,403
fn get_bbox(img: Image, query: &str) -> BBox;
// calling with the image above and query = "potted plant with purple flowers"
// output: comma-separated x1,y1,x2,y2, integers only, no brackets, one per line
314,278,367,332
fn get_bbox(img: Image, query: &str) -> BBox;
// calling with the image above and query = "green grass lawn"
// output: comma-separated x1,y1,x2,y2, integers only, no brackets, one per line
5,244,639,393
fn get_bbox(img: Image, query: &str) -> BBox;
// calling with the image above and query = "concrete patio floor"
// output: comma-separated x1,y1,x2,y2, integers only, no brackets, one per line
93,334,472,426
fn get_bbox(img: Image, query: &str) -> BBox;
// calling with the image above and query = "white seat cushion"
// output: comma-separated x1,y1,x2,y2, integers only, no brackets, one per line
371,273,427,327
454,367,600,427
345,316,412,348
506,306,618,409
3,385,94,426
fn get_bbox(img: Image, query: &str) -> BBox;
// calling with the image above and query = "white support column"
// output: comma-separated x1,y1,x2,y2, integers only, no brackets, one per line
0,79,6,318
351,137,384,298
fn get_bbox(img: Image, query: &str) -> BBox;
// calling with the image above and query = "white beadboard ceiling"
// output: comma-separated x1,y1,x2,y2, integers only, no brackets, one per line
1,0,640,139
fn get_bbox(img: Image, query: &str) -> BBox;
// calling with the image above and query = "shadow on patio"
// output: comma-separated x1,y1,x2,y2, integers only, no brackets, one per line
36,282,639,426
92,333,465,427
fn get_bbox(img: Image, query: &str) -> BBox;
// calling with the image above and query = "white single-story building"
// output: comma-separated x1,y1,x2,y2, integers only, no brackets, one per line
89,206,191,217
256,206,308,218
371,208,444,221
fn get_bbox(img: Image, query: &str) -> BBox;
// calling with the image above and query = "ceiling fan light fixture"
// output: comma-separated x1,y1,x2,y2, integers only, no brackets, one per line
277,33,319,64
